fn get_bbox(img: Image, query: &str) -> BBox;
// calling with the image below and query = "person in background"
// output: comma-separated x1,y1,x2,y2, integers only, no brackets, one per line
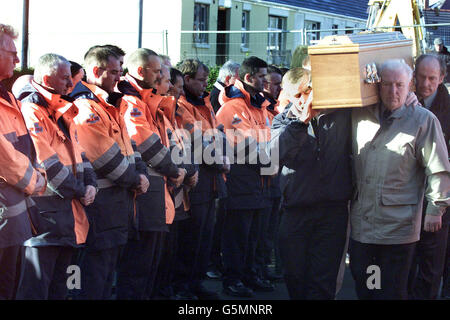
12,74,33,99
174,58,229,300
68,61,84,94
156,64,173,96
408,54,450,300
210,60,240,113
433,38,450,83
216,56,274,297
115,48,184,299
152,67,199,299
206,60,240,281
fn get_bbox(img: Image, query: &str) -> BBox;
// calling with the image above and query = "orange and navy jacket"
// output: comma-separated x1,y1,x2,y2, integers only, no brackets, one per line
69,81,144,250
19,82,95,247
0,84,41,248
117,74,179,227
162,96,198,219
176,90,227,204
216,79,272,210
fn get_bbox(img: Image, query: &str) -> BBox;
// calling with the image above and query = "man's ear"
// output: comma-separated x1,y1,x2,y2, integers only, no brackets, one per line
244,73,252,84
42,74,51,88
137,66,144,79
92,66,101,79
184,74,190,85
224,75,231,86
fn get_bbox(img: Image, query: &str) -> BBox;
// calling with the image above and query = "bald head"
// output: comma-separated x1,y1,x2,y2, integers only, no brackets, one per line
415,54,446,99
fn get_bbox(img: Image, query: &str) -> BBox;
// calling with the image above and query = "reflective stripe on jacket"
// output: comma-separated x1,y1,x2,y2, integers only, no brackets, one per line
0,85,39,248
20,82,94,246
70,81,140,249
118,74,177,227
216,80,271,210
177,90,227,204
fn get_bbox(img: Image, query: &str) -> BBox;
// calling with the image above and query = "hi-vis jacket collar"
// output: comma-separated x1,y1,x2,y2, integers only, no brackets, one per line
0,82,12,103
70,81,123,108
117,74,157,99
119,73,175,121
184,88,210,107
19,82,78,122
222,79,270,110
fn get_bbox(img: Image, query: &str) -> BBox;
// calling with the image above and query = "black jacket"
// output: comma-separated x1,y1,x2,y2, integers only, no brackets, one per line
210,81,225,113
427,83,450,157
271,106,353,209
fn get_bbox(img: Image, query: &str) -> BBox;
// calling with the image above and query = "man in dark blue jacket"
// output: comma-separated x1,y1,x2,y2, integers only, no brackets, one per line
270,67,352,299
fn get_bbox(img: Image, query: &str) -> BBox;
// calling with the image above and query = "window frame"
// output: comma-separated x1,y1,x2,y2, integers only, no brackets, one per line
241,10,250,51
193,3,209,46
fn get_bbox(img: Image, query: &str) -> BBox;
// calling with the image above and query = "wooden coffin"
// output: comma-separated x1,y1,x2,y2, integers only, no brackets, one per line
308,32,413,109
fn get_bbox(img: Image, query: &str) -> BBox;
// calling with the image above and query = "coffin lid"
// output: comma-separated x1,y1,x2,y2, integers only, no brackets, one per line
308,32,413,54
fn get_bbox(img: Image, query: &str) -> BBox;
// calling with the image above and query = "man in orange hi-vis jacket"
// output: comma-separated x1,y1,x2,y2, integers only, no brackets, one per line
16,54,97,300
0,24,46,300
69,47,149,300
115,48,192,299
215,56,275,297
173,59,229,300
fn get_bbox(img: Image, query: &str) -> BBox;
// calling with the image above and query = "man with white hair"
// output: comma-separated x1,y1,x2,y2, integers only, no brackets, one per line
16,53,97,299
210,60,240,113
349,59,450,300
0,23,46,300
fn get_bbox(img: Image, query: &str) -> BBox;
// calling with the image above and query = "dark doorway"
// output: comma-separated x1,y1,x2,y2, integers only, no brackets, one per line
216,7,229,65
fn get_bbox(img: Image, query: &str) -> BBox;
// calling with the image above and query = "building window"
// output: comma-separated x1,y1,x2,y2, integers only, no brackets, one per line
194,3,209,44
345,28,353,34
305,21,321,44
241,10,250,49
332,24,339,35
267,15,286,51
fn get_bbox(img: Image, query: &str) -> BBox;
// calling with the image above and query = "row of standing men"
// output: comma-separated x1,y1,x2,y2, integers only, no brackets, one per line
0,23,285,300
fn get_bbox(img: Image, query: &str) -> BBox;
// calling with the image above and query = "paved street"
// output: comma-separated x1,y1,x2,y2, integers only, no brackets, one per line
203,264,358,300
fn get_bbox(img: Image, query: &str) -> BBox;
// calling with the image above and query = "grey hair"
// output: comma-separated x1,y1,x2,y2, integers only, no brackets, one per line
217,60,240,82
34,53,70,84
0,23,18,48
379,59,413,82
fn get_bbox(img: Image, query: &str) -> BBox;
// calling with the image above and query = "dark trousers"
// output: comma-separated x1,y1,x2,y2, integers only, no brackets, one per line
255,197,281,277
75,245,121,300
442,226,450,297
254,206,272,278
16,246,74,300
221,208,263,287
173,199,216,292
408,211,449,299
209,198,226,272
279,205,348,300
349,239,416,300
266,197,281,266
0,245,25,300
153,222,179,298
116,231,165,299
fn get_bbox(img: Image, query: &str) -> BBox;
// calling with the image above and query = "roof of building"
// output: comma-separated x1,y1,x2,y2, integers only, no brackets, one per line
265,0,369,20
424,8,450,46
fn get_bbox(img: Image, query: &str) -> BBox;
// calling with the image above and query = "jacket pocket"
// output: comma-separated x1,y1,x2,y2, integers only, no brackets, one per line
380,187,419,206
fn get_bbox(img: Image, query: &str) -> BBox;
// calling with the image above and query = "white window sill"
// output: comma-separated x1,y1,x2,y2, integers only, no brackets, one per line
194,43,210,49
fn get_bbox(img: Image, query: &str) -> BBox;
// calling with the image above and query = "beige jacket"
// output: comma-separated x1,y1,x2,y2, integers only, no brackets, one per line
351,104,450,245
